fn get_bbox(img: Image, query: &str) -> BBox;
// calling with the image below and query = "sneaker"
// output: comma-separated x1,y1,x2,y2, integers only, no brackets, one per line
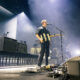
36,66,41,70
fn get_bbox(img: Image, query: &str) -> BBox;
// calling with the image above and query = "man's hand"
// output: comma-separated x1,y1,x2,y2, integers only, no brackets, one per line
36,34,43,43
40,38,43,43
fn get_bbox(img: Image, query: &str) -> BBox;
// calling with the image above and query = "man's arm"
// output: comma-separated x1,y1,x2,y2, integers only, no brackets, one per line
36,34,43,43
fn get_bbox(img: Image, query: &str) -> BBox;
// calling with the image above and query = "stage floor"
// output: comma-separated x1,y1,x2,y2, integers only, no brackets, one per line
0,72,59,80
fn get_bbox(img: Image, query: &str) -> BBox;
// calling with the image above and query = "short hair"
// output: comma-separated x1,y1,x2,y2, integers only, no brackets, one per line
41,19,47,24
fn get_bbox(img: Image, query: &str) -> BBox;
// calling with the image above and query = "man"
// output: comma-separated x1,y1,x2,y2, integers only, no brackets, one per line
35,19,51,68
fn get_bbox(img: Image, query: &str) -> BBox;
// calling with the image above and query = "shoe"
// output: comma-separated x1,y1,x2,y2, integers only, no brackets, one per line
36,66,41,70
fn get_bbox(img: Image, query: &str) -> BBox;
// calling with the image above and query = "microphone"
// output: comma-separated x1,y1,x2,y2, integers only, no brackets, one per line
47,24,52,25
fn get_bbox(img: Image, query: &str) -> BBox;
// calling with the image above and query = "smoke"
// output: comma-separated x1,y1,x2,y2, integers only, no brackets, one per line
28,0,80,59
0,17,17,39
5,17,17,39
16,12,37,52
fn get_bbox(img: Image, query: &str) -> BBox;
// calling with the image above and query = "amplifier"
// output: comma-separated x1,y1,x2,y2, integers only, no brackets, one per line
16,42,27,53
67,61,80,76
67,56,80,79
0,37,17,52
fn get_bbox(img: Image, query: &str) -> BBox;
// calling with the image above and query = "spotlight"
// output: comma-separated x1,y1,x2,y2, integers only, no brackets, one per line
16,12,36,51
20,12,25,16
74,49,80,55
17,12,35,32
73,49,80,56
0,6,14,16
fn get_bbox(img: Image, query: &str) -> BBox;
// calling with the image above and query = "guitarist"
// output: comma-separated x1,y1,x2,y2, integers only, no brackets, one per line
35,19,61,69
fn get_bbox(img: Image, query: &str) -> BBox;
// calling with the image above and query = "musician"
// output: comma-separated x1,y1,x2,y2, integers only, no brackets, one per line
35,19,51,68
36,19,61,68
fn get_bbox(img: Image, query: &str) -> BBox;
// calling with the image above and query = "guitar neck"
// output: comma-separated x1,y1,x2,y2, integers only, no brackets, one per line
50,34,62,37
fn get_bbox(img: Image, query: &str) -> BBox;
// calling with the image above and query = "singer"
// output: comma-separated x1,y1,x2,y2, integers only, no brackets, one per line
35,19,51,69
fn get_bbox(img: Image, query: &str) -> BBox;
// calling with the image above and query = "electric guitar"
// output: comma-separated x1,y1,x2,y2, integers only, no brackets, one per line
50,34,63,37
35,34,63,43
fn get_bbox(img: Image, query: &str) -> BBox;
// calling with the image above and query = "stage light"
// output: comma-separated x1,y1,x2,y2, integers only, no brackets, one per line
16,12,36,52
17,12,35,32
19,12,25,19
0,6,14,16
20,12,25,16
74,49,80,55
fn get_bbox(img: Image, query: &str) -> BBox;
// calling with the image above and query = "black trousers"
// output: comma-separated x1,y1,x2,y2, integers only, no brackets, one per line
38,42,50,66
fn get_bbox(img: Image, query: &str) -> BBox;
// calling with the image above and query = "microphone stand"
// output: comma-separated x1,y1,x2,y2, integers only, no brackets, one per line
56,27,64,62
48,24,64,62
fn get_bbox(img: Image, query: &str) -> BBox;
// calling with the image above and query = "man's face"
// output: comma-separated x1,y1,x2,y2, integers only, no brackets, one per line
42,22,47,28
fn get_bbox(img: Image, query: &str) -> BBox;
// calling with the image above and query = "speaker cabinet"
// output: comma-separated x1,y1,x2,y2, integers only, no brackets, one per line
16,43,27,53
0,37,17,53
